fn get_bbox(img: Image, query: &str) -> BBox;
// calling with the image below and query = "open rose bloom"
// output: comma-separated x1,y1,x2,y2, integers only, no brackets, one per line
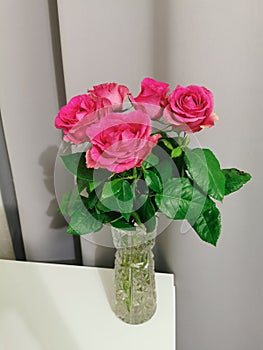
55,79,219,174
55,80,218,152
55,79,251,246
85,111,161,173
163,85,218,133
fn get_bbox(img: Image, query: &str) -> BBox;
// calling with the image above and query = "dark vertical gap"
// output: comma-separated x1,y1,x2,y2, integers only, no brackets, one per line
48,0,66,108
48,0,82,265
0,111,26,261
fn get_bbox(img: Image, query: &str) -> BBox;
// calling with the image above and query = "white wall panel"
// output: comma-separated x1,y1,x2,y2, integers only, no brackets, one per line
57,0,154,97
0,0,74,261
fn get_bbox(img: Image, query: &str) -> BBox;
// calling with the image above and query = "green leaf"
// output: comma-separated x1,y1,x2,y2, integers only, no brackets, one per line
101,181,114,201
184,148,225,202
76,178,89,192
86,190,100,210
130,211,142,226
222,168,252,195
60,152,82,176
93,168,112,181
61,153,111,189
68,208,102,235
100,211,121,223
116,180,134,220
188,205,221,246
85,210,116,225
144,170,162,193
66,225,80,235
114,169,133,179
101,179,123,201
171,147,182,159
155,159,173,182
88,180,101,192
59,186,82,217
59,192,72,217
101,196,127,219
61,152,94,181
136,195,157,233
110,217,136,230
117,180,133,201
96,199,113,213
158,132,178,151
155,178,212,221
101,180,134,221
159,139,174,151
142,152,159,169
88,168,111,191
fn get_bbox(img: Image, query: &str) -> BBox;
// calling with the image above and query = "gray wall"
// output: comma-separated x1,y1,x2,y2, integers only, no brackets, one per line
154,2,263,349
0,0,74,261
0,0,262,349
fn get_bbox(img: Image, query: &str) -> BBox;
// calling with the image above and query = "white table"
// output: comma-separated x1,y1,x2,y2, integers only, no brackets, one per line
0,260,176,350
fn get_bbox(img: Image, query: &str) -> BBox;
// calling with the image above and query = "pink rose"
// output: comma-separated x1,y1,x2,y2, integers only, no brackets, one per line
55,94,111,144
88,82,130,111
85,110,161,173
164,85,217,133
130,77,169,119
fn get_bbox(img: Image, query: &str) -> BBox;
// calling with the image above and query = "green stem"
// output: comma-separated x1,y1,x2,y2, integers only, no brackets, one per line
131,212,141,226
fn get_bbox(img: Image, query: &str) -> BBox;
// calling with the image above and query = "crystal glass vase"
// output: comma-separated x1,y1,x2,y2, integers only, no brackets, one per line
111,223,157,324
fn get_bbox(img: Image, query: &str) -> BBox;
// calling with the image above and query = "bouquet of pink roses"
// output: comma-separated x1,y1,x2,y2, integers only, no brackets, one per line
55,78,251,246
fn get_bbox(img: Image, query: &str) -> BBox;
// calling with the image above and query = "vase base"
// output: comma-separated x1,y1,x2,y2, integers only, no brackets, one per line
114,303,157,325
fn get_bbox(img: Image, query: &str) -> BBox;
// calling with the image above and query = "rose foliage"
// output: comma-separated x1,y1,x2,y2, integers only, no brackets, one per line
55,79,251,246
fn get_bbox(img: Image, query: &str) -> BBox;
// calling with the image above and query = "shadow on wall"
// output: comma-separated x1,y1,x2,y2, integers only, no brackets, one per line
155,217,194,275
80,229,115,268
0,191,15,260
95,244,115,269
39,145,67,229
